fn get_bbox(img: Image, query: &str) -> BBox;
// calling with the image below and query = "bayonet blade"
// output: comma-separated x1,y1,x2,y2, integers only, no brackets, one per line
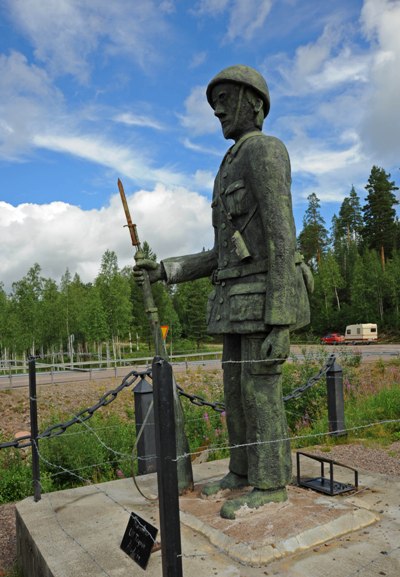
118,178,140,247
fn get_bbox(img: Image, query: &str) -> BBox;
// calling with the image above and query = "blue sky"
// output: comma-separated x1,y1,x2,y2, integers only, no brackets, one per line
1,0,400,291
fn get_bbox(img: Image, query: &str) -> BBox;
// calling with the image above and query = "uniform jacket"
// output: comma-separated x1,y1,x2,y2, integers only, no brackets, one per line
162,131,310,334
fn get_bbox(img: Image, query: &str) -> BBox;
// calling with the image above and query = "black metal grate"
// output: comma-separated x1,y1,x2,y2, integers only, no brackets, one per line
296,451,358,496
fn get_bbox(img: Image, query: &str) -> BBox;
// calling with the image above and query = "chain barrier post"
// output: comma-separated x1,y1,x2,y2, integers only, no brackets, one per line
152,356,183,577
28,356,41,502
133,375,157,474
326,358,346,436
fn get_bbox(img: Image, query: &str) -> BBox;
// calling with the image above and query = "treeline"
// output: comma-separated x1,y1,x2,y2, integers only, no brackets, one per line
0,165,399,357
0,244,213,359
299,165,400,335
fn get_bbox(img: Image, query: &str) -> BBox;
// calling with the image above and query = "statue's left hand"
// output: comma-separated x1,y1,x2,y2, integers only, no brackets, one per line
260,326,290,365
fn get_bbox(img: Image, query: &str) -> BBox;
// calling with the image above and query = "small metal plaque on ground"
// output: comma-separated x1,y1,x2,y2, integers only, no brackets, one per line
120,512,158,570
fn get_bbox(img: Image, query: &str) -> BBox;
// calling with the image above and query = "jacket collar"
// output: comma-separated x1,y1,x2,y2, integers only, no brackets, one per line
226,130,263,160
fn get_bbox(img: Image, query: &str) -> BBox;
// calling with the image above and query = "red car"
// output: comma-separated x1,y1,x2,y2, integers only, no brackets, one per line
320,333,345,345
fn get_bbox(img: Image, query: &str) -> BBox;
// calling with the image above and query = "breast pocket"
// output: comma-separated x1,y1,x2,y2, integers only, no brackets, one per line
224,179,248,217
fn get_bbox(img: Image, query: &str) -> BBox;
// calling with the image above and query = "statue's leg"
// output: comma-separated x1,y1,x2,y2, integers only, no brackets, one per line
220,334,292,518
202,334,249,496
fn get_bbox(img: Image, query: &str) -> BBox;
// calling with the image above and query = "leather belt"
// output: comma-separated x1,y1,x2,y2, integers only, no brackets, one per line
213,259,268,283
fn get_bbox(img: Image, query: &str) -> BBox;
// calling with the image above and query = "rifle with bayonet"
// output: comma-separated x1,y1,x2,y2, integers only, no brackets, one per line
118,178,193,493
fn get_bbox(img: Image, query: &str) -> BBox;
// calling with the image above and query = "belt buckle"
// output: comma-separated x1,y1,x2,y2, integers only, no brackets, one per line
212,269,221,285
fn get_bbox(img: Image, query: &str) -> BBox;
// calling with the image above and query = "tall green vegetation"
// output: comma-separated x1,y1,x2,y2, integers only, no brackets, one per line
362,166,399,268
297,192,329,267
300,166,400,335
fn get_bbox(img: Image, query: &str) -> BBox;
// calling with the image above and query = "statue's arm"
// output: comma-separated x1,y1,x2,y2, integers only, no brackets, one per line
162,248,218,284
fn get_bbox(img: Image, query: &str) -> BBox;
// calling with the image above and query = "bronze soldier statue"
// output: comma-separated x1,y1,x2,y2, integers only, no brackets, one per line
135,65,312,519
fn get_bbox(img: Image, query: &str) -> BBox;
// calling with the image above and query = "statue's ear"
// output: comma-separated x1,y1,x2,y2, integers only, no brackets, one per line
254,98,263,114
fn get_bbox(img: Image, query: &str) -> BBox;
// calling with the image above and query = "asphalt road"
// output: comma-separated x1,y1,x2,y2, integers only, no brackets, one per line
1,344,399,390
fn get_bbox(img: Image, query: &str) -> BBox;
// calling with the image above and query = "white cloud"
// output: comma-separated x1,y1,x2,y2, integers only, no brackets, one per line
224,0,273,43
194,0,272,42
0,186,213,292
194,0,229,16
193,170,215,190
264,1,400,209
189,51,208,69
179,85,218,135
358,0,400,163
291,141,362,176
0,52,193,188
0,52,64,159
113,113,165,131
271,21,370,96
6,0,171,82
32,132,198,190
182,137,222,157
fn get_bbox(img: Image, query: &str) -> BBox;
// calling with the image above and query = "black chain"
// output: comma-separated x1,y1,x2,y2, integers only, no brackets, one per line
0,356,336,450
177,353,336,411
0,369,151,451
283,353,336,402
176,385,226,413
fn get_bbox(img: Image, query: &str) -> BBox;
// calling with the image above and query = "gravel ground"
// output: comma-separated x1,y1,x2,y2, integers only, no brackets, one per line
1,441,399,574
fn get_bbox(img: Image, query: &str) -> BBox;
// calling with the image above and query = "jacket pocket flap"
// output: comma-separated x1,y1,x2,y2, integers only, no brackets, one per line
225,179,245,195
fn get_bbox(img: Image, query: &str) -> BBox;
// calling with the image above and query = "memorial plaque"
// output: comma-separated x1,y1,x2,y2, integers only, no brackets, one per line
120,512,158,570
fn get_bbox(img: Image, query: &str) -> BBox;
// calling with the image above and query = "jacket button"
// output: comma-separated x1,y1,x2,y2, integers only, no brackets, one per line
216,314,221,321
219,298,224,304
221,281,226,287
221,222,226,229
223,172,228,178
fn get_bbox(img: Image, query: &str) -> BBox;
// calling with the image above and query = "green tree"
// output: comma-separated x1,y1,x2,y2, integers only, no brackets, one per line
384,252,400,329
9,264,44,354
317,252,345,312
350,250,385,322
80,284,108,344
40,278,64,350
297,193,329,267
362,166,399,268
95,250,132,340
60,271,88,348
0,283,9,355
335,186,363,246
174,278,211,348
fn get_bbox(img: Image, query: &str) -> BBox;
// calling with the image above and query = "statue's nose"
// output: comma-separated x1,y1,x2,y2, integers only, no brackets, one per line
214,105,225,119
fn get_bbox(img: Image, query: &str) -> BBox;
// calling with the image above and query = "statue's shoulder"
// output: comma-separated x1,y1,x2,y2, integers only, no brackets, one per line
244,132,289,159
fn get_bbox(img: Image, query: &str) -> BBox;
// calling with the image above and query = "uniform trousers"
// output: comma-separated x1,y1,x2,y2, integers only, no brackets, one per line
222,333,292,490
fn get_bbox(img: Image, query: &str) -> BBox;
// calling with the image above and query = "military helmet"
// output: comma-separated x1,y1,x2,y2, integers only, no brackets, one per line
206,64,270,117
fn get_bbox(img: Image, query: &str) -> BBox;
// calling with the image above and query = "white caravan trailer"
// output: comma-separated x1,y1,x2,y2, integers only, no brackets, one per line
344,323,378,344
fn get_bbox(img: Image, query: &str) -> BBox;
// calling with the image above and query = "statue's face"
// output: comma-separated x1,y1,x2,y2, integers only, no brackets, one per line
211,82,257,141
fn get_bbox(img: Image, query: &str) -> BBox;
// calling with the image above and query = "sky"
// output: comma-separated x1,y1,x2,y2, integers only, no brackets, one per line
1,0,400,293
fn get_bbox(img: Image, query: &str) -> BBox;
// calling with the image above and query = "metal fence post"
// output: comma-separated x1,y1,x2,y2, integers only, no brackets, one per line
133,375,157,474
326,359,346,436
28,356,41,502
152,356,183,577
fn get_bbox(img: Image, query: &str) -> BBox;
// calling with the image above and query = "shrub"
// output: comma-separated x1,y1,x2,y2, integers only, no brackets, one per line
39,412,135,489
0,449,53,504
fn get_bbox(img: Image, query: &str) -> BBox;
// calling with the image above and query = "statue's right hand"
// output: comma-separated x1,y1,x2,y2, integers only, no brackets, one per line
133,258,164,285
